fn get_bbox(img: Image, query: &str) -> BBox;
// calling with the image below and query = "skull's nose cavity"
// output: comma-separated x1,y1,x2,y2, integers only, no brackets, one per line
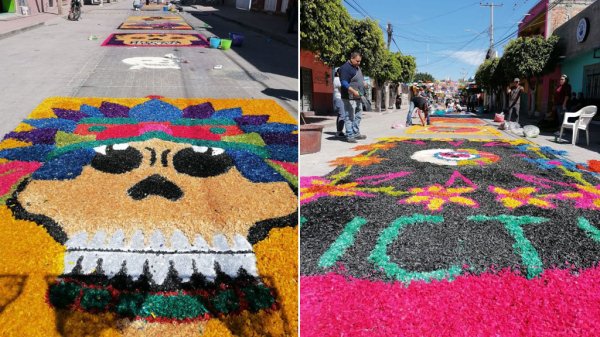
127,174,183,201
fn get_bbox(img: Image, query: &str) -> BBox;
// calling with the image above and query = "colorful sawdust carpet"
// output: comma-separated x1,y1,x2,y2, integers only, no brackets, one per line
406,125,502,137
102,33,208,47
300,137,600,336
141,4,164,11
0,97,298,337
118,16,193,30
430,117,486,125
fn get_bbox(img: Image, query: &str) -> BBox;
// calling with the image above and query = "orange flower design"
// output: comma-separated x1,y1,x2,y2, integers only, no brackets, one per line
399,185,478,212
329,155,386,167
352,143,396,152
489,186,555,209
300,177,374,204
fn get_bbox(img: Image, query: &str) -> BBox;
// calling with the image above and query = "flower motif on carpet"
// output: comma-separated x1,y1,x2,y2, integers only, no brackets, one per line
488,186,556,209
300,177,374,205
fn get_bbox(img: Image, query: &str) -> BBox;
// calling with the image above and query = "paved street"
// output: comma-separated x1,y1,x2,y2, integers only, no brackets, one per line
0,1,297,137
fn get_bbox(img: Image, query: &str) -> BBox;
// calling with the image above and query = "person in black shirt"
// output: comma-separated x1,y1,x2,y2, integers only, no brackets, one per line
410,96,431,126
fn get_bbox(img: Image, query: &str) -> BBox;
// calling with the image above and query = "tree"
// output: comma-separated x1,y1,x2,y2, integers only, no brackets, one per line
394,52,417,83
474,58,500,111
413,72,435,83
500,35,560,84
474,58,499,91
300,0,354,66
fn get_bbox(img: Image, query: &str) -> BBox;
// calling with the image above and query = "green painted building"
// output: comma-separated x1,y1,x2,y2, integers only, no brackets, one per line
554,1,600,108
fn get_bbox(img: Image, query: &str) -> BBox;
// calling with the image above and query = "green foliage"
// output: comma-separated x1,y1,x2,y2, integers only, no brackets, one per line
500,35,560,83
349,18,388,77
300,0,415,84
300,0,353,66
413,72,435,83
474,58,499,90
377,52,417,84
394,52,417,83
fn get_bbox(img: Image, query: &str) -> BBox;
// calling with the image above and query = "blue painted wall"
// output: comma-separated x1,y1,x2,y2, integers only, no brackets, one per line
561,50,600,94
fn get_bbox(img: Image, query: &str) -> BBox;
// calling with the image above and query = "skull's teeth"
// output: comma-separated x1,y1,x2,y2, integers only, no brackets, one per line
65,230,258,284
64,230,257,284
64,252,258,284
65,230,250,251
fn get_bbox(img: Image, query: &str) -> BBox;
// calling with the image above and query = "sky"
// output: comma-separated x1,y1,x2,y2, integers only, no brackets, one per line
342,0,535,81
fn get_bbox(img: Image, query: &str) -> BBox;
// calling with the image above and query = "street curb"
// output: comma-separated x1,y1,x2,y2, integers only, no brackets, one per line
0,21,44,40
189,7,295,48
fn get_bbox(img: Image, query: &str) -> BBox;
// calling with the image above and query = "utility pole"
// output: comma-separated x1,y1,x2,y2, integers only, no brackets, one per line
386,22,393,50
381,22,393,111
480,2,503,59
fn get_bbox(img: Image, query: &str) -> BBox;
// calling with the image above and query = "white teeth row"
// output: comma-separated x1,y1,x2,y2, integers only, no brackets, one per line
64,230,257,284
192,146,224,156
66,230,252,252
93,143,130,155
64,251,258,285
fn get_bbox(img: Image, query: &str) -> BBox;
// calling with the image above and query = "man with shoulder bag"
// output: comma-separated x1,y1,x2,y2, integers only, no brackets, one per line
339,52,367,143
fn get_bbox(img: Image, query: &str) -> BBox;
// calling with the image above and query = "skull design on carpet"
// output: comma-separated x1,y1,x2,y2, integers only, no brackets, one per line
0,98,298,332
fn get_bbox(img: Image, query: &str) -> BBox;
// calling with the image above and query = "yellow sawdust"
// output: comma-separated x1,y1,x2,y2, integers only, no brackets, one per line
14,123,34,132
0,139,31,150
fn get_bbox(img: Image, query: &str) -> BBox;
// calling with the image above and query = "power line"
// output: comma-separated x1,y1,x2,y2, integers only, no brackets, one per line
395,1,481,25
418,29,489,68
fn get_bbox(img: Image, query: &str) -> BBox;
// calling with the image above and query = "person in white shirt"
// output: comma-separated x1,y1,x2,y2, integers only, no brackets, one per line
333,67,346,137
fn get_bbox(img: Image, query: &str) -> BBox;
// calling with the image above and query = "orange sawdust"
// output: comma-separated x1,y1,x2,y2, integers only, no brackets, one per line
329,155,387,167
352,143,396,152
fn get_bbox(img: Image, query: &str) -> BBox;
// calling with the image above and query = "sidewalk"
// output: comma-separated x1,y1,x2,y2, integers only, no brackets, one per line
0,11,63,39
189,4,296,48
301,98,599,176
0,1,121,39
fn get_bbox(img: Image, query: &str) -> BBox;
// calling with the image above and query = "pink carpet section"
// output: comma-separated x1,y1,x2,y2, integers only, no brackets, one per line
301,268,600,337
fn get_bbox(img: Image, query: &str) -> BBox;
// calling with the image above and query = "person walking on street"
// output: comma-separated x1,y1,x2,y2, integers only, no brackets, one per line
553,74,571,127
506,78,524,124
339,52,367,143
395,85,402,109
333,68,346,137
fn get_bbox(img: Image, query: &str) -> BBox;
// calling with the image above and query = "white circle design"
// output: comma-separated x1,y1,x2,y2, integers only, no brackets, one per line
411,149,479,166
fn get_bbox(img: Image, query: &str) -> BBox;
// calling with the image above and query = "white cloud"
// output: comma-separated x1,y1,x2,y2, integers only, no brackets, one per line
439,50,487,66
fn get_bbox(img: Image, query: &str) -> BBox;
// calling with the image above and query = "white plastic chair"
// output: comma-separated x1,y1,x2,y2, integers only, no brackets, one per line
573,106,597,146
559,106,597,145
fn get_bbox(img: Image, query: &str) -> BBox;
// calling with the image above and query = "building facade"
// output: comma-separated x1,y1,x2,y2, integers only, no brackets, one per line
300,49,333,114
228,0,293,14
553,0,600,110
517,0,594,116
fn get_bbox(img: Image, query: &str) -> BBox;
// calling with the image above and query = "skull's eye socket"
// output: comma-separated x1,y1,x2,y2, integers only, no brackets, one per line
91,144,143,174
173,146,233,178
